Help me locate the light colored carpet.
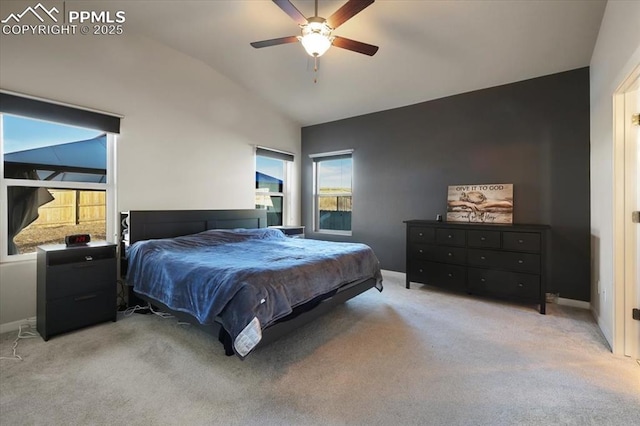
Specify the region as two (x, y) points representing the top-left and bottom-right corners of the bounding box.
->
(1, 271), (639, 425)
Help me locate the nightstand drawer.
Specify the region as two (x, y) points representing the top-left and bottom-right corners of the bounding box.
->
(45, 289), (116, 337)
(467, 230), (501, 248)
(436, 228), (466, 246)
(503, 232), (540, 252)
(46, 259), (116, 299)
(468, 268), (539, 300)
(270, 226), (305, 238)
(47, 245), (116, 266)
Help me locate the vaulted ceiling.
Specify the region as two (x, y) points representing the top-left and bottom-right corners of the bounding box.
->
(126, 0), (607, 126)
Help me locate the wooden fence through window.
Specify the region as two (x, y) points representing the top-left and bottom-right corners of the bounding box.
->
(31, 189), (105, 227)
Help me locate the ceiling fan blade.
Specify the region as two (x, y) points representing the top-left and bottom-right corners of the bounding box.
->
(332, 36), (379, 56)
(272, 0), (308, 25)
(326, 0), (374, 30)
(250, 36), (300, 49)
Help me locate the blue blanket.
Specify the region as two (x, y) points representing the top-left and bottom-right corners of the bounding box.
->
(126, 228), (382, 357)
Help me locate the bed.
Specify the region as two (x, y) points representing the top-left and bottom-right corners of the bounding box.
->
(121, 209), (383, 359)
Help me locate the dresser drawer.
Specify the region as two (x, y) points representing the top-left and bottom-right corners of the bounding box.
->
(409, 227), (435, 243)
(467, 230), (501, 248)
(408, 261), (466, 291)
(468, 249), (540, 274)
(500, 251), (540, 274)
(503, 232), (540, 252)
(467, 249), (502, 269)
(468, 268), (539, 300)
(46, 258), (116, 299)
(436, 228), (466, 246)
(45, 289), (116, 337)
(410, 244), (466, 265)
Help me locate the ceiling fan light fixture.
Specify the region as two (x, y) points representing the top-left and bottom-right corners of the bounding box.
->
(299, 33), (332, 57)
(299, 19), (333, 57)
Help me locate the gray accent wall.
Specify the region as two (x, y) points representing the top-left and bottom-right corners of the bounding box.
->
(302, 67), (590, 302)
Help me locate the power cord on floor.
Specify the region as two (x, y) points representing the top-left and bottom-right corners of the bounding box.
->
(149, 304), (174, 319)
(122, 303), (174, 320)
(122, 301), (191, 327)
(122, 303), (151, 316)
(0, 320), (38, 361)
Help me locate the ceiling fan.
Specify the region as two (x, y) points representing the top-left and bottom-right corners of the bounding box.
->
(250, 0), (379, 58)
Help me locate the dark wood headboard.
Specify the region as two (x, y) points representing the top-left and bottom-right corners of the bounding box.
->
(124, 209), (268, 245)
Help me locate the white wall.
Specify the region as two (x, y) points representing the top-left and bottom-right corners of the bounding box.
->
(589, 0), (640, 348)
(0, 30), (300, 328)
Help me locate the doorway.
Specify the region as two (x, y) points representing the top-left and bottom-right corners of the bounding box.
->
(613, 64), (640, 361)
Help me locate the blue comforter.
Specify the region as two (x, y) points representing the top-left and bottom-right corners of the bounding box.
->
(126, 228), (382, 358)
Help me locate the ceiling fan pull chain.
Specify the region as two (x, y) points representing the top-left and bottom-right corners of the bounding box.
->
(314, 56), (319, 83)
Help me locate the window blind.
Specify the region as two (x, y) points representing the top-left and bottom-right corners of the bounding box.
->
(0, 92), (121, 134)
(256, 146), (294, 162)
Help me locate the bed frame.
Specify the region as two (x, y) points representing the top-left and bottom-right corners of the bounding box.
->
(120, 209), (379, 355)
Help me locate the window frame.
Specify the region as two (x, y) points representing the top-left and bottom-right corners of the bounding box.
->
(255, 146), (294, 227)
(310, 149), (354, 236)
(0, 94), (119, 263)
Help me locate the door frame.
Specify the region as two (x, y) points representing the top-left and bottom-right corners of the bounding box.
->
(612, 63), (639, 358)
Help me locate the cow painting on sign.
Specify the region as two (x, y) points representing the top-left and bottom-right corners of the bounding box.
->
(447, 184), (513, 223)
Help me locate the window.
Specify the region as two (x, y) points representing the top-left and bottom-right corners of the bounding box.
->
(255, 147), (294, 227)
(1, 92), (120, 260)
(311, 150), (353, 234)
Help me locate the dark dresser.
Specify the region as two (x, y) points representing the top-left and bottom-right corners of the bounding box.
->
(404, 220), (550, 313)
(37, 242), (117, 340)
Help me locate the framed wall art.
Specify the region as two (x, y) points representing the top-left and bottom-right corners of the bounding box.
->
(447, 183), (513, 223)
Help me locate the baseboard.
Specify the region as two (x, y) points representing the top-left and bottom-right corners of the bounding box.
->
(0, 317), (36, 335)
(556, 297), (590, 310)
(383, 269), (592, 311)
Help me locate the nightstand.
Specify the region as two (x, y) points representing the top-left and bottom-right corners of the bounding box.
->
(270, 226), (305, 238)
(37, 242), (117, 341)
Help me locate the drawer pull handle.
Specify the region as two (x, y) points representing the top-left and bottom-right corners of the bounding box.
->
(518, 239), (524, 243)
(518, 260), (524, 264)
(448, 252), (453, 257)
(448, 273), (453, 277)
(480, 278), (486, 282)
(518, 283), (524, 288)
(419, 232), (423, 237)
(480, 256), (486, 260)
(419, 249), (423, 253)
(74, 294), (97, 302)
(448, 234), (453, 239)
(419, 269), (423, 273)
(85, 256), (93, 261)
(480, 237), (486, 241)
